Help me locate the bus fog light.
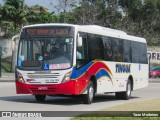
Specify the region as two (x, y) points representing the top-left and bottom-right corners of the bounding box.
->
(65, 76), (70, 81)
(18, 77), (24, 83)
(16, 72), (25, 83)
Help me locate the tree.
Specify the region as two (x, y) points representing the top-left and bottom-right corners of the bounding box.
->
(26, 5), (58, 24)
(72, 0), (122, 27)
(118, 0), (160, 45)
(3, 0), (26, 30)
(55, 0), (77, 23)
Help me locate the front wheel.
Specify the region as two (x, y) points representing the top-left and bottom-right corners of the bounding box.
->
(35, 95), (46, 102)
(83, 81), (94, 104)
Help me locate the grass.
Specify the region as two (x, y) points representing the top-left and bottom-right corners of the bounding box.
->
(72, 117), (160, 120)
(72, 98), (160, 120)
(102, 98), (160, 111)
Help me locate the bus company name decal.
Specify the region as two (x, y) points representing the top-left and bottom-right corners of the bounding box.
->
(116, 64), (131, 73)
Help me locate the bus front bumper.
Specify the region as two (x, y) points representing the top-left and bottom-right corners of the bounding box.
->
(15, 80), (78, 95)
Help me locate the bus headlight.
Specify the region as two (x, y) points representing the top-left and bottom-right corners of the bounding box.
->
(62, 71), (72, 83)
(16, 72), (25, 83)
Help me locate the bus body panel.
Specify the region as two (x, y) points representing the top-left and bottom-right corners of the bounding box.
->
(16, 60), (148, 95)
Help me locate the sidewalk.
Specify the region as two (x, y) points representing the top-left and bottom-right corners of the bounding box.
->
(0, 73), (160, 83)
(149, 78), (160, 83)
(0, 73), (15, 82)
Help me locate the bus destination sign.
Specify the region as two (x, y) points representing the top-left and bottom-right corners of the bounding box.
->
(25, 27), (70, 35)
(22, 60), (39, 67)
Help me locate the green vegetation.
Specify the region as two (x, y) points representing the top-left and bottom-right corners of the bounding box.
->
(72, 117), (160, 120)
(151, 63), (160, 67)
(0, 0), (160, 45)
(1, 57), (12, 72)
(0, 0), (59, 37)
(72, 98), (160, 120)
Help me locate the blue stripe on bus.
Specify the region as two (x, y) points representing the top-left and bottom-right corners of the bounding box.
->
(70, 62), (94, 79)
(96, 69), (111, 80)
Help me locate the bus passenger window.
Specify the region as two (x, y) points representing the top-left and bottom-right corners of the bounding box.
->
(102, 36), (113, 61)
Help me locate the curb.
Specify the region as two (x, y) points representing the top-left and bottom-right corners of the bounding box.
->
(149, 80), (160, 83)
(0, 79), (160, 83)
(0, 78), (15, 82)
(149, 78), (160, 83)
(0, 80), (15, 82)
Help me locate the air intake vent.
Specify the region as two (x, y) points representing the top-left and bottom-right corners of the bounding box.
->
(27, 73), (60, 79)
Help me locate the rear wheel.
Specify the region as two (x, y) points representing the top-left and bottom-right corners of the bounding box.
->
(122, 80), (132, 100)
(115, 80), (132, 100)
(83, 81), (94, 104)
(35, 95), (46, 102)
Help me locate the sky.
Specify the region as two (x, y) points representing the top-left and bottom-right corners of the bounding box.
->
(0, 0), (59, 12)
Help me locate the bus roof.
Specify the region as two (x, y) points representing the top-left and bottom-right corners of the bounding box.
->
(23, 23), (76, 28)
(80, 25), (127, 35)
(23, 23), (146, 43)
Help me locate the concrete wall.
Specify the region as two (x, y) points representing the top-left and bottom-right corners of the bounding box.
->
(0, 36), (19, 72)
(148, 46), (160, 64)
(0, 37), (12, 58)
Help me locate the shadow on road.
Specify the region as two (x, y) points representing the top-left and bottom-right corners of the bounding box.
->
(0, 94), (139, 105)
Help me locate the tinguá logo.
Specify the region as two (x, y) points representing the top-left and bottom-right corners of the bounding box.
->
(116, 64), (131, 73)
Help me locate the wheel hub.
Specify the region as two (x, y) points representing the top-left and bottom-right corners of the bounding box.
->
(89, 86), (94, 101)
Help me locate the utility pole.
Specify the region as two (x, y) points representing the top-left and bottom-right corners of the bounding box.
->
(0, 46), (2, 77)
(11, 35), (19, 72)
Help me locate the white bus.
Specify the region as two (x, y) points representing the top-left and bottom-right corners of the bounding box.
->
(16, 23), (148, 104)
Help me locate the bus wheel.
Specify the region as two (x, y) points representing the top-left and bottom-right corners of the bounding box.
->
(122, 80), (132, 100)
(35, 95), (46, 102)
(83, 81), (94, 104)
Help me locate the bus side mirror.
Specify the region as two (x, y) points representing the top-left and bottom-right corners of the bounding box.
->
(78, 36), (83, 47)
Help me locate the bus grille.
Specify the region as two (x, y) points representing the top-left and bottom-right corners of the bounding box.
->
(27, 73), (60, 79)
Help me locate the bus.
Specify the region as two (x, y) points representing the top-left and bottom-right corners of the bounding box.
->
(16, 23), (148, 104)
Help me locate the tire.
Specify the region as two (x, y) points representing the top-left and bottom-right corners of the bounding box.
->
(83, 81), (94, 104)
(35, 95), (46, 102)
(115, 80), (132, 100)
(122, 80), (132, 100)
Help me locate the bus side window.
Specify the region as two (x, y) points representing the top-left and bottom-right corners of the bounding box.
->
(139, 43), (148, 64)
(112, 38), (123, 62)
(76, 33), (88, 68)
(123, 40), (131, 62)
(102, 36), (113, 61)
(132, 41), (140, 63)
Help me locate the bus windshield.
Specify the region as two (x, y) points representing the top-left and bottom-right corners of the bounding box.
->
(18, 37), (73, 70)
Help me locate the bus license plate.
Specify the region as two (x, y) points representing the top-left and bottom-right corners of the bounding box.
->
(38, 86), (48, 90)
(45, 79), (56, 83)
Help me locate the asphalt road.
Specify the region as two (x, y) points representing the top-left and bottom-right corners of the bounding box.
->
(0, 82), (160, 119)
